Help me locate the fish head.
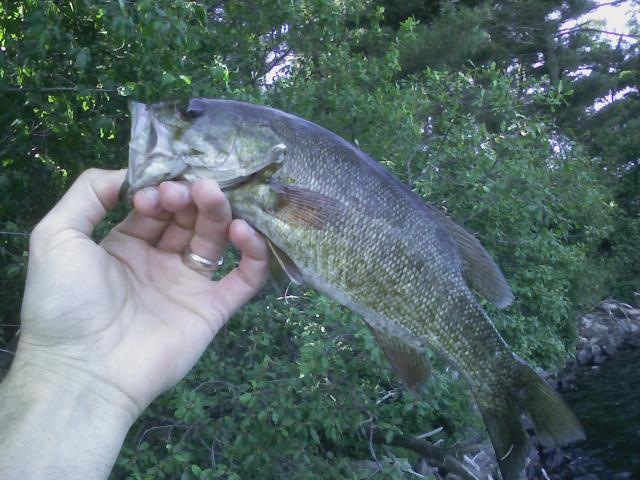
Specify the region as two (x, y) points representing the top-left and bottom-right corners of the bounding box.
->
(120, 99), (288, 201)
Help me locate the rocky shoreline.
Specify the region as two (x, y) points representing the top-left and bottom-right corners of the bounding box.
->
(568, 299), (640, 371)
(530, 299), (640, 480)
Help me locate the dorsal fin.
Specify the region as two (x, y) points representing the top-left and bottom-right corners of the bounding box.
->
(426, 205), (514, 308)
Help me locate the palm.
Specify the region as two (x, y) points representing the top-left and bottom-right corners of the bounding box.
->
(19, 170), (269, 414)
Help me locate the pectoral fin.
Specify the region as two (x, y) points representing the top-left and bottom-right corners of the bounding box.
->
(269, 181), (342, 229)
(369, 326), (431, 393)
(267, 239), (303, 290)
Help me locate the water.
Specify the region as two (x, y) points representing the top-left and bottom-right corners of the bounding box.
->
(562, 345), (640, 478)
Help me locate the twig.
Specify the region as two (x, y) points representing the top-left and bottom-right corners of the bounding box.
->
(137, 423), (190, 447)
(246, 46), (294, 86)
(3, 87), (117, 94)
(416, 426), (443, 439)
(371, 428), (482, 480)
(556, 27), (639, 39)
(193, 379), (240, 392)
(579, 0), (629, 15)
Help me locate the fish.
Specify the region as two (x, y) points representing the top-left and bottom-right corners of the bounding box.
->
(120, 98), (585, 480)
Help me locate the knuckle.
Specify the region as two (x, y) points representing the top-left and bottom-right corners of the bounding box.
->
(29, 220), (48, 244)
(79, 167), (101, 182)
(29, 218), (57, 256)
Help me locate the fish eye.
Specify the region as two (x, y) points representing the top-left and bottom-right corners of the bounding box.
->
(179, 105), (205, 121)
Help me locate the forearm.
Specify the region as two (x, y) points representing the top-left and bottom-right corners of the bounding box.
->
(0, 349), (136, 479)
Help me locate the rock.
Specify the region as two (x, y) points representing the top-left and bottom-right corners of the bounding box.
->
(627, 335), (640, 347)
(592, 344), (607, 364)
(520, 299), (640, 478)
(601, 337), (618, 357)
(577, 347), (593, 365)
(444, 474), (463, 480)
(613, 472), (634, 479)
(414, 458), (440, 478)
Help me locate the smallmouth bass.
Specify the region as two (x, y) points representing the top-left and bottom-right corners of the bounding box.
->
(121, 99), (585, 480)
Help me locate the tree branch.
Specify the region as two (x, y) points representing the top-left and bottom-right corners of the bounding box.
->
(371, 429), (484, 480)
(2, 87), (117, 94)
(579, 0), (630, 16)
(246, 46), (294, 86)
(556, 27), (640, 40)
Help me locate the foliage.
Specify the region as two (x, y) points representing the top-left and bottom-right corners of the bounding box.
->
(113, 288), (475, 479)
(0, 0), (634, 478)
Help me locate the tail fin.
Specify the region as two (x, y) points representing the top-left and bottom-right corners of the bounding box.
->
(476, 360), (585, 480)
(517, 361), (586, 447)
(477, 396), (530, 480)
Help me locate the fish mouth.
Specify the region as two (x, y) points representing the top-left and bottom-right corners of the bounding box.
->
(119, 100), (152, 202)
(118, 168), (258, 203)
(119, 100), (288, 202)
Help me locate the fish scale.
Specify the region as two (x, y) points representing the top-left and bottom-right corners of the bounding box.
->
(265, 117), (496, 372)
(122, 98), (586, 480)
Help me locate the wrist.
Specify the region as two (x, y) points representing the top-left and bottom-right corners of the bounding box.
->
(0, 348), (137, 479)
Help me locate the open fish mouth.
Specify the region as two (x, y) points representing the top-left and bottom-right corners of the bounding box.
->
(119, 99), (288, 203)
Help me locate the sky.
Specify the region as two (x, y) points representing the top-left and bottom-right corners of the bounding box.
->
(581, 0), (637, 40)
(578, 1), (638, 109)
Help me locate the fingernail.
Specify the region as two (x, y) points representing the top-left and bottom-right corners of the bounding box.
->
(141, 187), (159, 205)
(168, 182), (190, 200)
(243, 220), (257, 235)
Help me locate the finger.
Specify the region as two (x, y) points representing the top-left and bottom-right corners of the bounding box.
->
(156, 183), (198, 252)
(187, 179), (232, 263)
(35, 169), (126, 240)
(111, 187), (173, 244)
(213, 220), (270, 317)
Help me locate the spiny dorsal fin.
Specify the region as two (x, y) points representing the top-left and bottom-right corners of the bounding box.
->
(369, 325), (431, 394)
(267, 239), (303, 287)
(269, 181), (343, 229)
(426, 205), (514, 308)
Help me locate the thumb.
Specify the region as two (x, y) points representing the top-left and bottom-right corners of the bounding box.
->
(34, 169), (127, 240)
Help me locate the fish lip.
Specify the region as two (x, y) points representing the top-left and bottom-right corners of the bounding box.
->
(218, 177), (251, 192)
(121, 100), (152, 202)
(118, 178), (131, 202)
(121, 100), (287, 200)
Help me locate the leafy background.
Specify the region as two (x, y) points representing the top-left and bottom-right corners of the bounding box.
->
(1, 1), (638, 478)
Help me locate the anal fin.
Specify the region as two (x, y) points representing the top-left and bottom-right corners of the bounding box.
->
(369, 325), (430, 394)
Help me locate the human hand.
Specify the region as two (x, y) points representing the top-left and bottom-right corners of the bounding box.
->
(17, 168), (270, 416)
(0, 168), (269, 478)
